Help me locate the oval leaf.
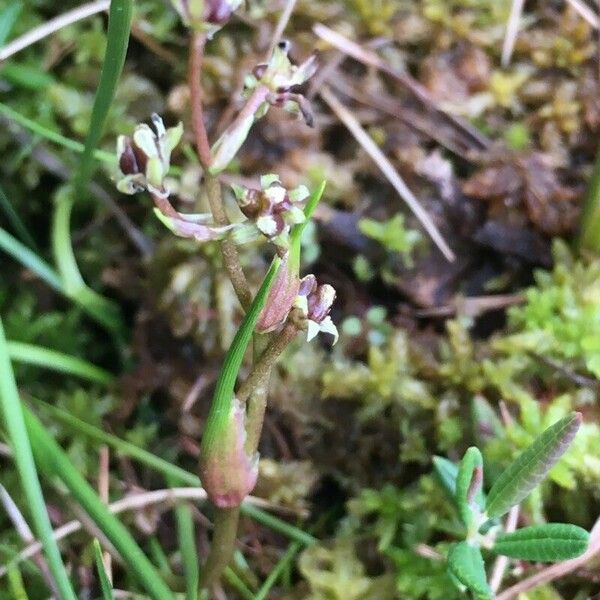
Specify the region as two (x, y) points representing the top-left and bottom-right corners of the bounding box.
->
(492, 523), (589, 562)
(447, 542), (491, 599)
(486, 413), (582, 519)
(433, 456), (458, 499)
(456, 447), (484, 528)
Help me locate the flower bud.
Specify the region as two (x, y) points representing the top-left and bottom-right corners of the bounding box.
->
(294, 279), (339, 344)
(256, 252), (300, 332)
(199, 399), (258, 508)
(116, 114), (183, 196)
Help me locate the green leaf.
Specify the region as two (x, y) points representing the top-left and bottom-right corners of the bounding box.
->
(173, 496), (199, 600)
(485, 413), (582, 519)
(0, 319), (77, 600)
(447, 542), (491, 599)
(93, 539), (115, 600)
(0, 1), (22, 45)
(492, 524), (589, 562)
(75, 0), (133, 192)
(23, 408), (175, 600)
(432, 456), (458, 498)
(7, 341), (113, 385)
(455, 447), (484, 528)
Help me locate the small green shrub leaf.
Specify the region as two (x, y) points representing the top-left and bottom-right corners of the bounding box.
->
(455, 447), (484, 527)
(447, 542), (491, 599)
(485, 413), (582, 519)
(432, 456), (458, 498)
(492, 524), (589, 562)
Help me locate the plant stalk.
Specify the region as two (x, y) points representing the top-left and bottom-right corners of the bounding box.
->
(200, 506), (241, 590)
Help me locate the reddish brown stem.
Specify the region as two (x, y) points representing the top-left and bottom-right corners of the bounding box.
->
(188, 31), (212, 168)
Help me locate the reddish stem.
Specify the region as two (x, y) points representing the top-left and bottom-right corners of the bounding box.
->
(188, 31), (212, 168)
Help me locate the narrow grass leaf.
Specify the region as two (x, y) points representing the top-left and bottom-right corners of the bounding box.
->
(75, 0), (133, 192)
(455, 447), (484, 528)
(254, 542), (301, 600)
(0, 319), (77, 600)
(32, 399), (316, 546)
(486, 413), (582, 519)
(447, 542), (491, 599)
(0, 184), (37, 249)
(492, 523), (589, 562)
(0, 226), (62, 292)
(173, 496), (199, 600)
(23, 407), (175, 600)
(93, 539), (115, 600)
(0, 2), (22, 45)
(7, 341), (113, 385)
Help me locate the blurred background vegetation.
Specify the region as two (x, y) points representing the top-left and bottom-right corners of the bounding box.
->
(1, 0), (599, 598)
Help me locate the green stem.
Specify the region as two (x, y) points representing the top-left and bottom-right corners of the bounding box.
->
(0, 319), (77, 600)
(242, 324), (299, 454)
(200, 506), (241, 590)
(579, 141), (600, 252)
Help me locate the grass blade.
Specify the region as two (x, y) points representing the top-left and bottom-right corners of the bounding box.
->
(23, 407), (175, 600)
(7, 341), (113, 385)
(0, 2), (22, 45)
(486, 413), (582, 519)
(0, 184), (37, 249)
(93, 539), (115, 600)
(492, 524), (589, 562)
(0, 318), (77, 600)
(447, 541), (491, 599)
(254, 542), (301, 600)
(0, 101), (115, 163)
(33, 399), (317, 546)
(0, 226), (62, 292)
(173, 497), (199, 600)
(74, 0), (133, 192)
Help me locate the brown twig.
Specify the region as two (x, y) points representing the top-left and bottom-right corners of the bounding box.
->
(319, 85), (456, 262)
(312, 23), (491, 151)
(501, 0), (526, 67)
(265, 0), (298, 58)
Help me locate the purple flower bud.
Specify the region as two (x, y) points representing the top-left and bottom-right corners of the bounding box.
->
(307, 284), (336, 323)
(256, 253), (300, 332)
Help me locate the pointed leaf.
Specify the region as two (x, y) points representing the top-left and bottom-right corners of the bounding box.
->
(447, 542), (491, 599)
(93, 539), (115, 600)
(456, 447), (484, 527)
(486, 413), (582, 519)
(433, 456), (458, 499)
(492, 524), (589, 562)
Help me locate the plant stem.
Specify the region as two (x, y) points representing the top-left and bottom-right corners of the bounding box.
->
(187, 30), (252, 309)
(205, 173), (252, 309)
(188, 31), (212, 169)
(241, 324), (299, 453)
(200, 507), (241, 589)
(578, 140), (600, 252)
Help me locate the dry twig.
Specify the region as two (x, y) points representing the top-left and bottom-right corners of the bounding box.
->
(319, 86), (455, 262)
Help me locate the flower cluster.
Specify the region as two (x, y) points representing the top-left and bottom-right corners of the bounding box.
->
(209, 43), (317, 173)
(232, 174), (308, 252)
(116, 114), (232, 242)
(116, 114), (183, 197)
